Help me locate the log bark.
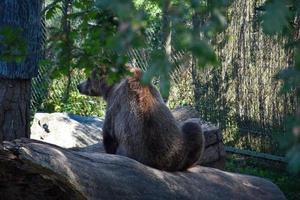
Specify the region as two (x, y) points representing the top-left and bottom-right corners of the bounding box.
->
(1, 138), (286, 200)
(0, 79), (31, 142)
(0, 143), (85, 200)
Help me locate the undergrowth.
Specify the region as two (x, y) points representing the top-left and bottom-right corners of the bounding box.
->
(225, 154), (300, 200)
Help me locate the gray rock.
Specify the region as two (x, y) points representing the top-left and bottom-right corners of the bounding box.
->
(31, 112), (103, 148)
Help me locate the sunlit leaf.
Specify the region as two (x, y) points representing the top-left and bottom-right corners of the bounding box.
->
(45, 4), (61, 20)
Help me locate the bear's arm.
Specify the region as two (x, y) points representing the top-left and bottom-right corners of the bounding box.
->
(103, 129), (118, 154)
(102, 113), (118, 154)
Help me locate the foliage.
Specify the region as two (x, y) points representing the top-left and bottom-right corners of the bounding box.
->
(260, 0), (290, 35)
(167, 67), (194, 109)
(42, 88), (106, 117)
(260, 0), (300, 173)
(43, 0), (232, 98)
(0, 26), (27, 62)
(38, 69), (106, 117)
(133, 0), (160, 21)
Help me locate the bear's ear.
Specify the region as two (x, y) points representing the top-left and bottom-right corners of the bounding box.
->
(125, 64), (142, 80)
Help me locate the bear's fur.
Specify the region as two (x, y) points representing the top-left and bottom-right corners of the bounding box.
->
(77, 66), (205, 171)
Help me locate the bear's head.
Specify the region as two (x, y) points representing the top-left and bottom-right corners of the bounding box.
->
(77, 67), (112, 99)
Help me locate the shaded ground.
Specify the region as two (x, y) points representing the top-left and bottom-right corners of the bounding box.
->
(225, 154), (300, 200)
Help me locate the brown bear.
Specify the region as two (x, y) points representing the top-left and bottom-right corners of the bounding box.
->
(77, 66), (205, 171)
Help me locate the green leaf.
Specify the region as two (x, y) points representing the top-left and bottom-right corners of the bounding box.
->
(260, 0), (290, 35)
(73, 0), (90, 9)
(39, 59), (52, 67)
(173, 25), (192, 50)
(189, 40), (218, 68)
(159, 76), (170, 99)
(204, 9), (228, 37)
(142, 65), (157, 84)
(45, 4), (61, 20)
(95, 0), (135, 20)
(275, 67), (300, 93)
(0, 26), (27, 62)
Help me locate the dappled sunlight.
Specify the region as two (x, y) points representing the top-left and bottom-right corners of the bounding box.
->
(242, 180), (260, 190)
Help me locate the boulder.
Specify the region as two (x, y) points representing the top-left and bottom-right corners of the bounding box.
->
(31, 113), (104, 148)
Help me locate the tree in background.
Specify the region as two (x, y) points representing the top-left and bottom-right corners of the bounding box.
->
(0, 0), (43, 142)
(260, 0), (300, 173)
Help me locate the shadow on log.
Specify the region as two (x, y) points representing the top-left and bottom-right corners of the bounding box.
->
(1, 138), (286, 200)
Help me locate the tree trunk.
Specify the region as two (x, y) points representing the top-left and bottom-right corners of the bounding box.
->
(162, 0), (172, 59)
(61, 0), (73, 103)
(0, 0), (42, 143)
(191, 4), (202, 113)
(0, 79), (31, 142)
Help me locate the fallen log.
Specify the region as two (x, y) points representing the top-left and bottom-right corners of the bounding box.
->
(1, 138), (285, 200)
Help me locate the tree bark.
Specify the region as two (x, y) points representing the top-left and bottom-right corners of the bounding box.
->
(61, 0), (73, 103)
(0, 79), (31, 142)
(162, 0), (172, 59)
(0, 143), (85, 200)
(0, 0), (42, 143)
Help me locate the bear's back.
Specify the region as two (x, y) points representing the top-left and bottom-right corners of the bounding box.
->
(106, 78), (185, 169)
